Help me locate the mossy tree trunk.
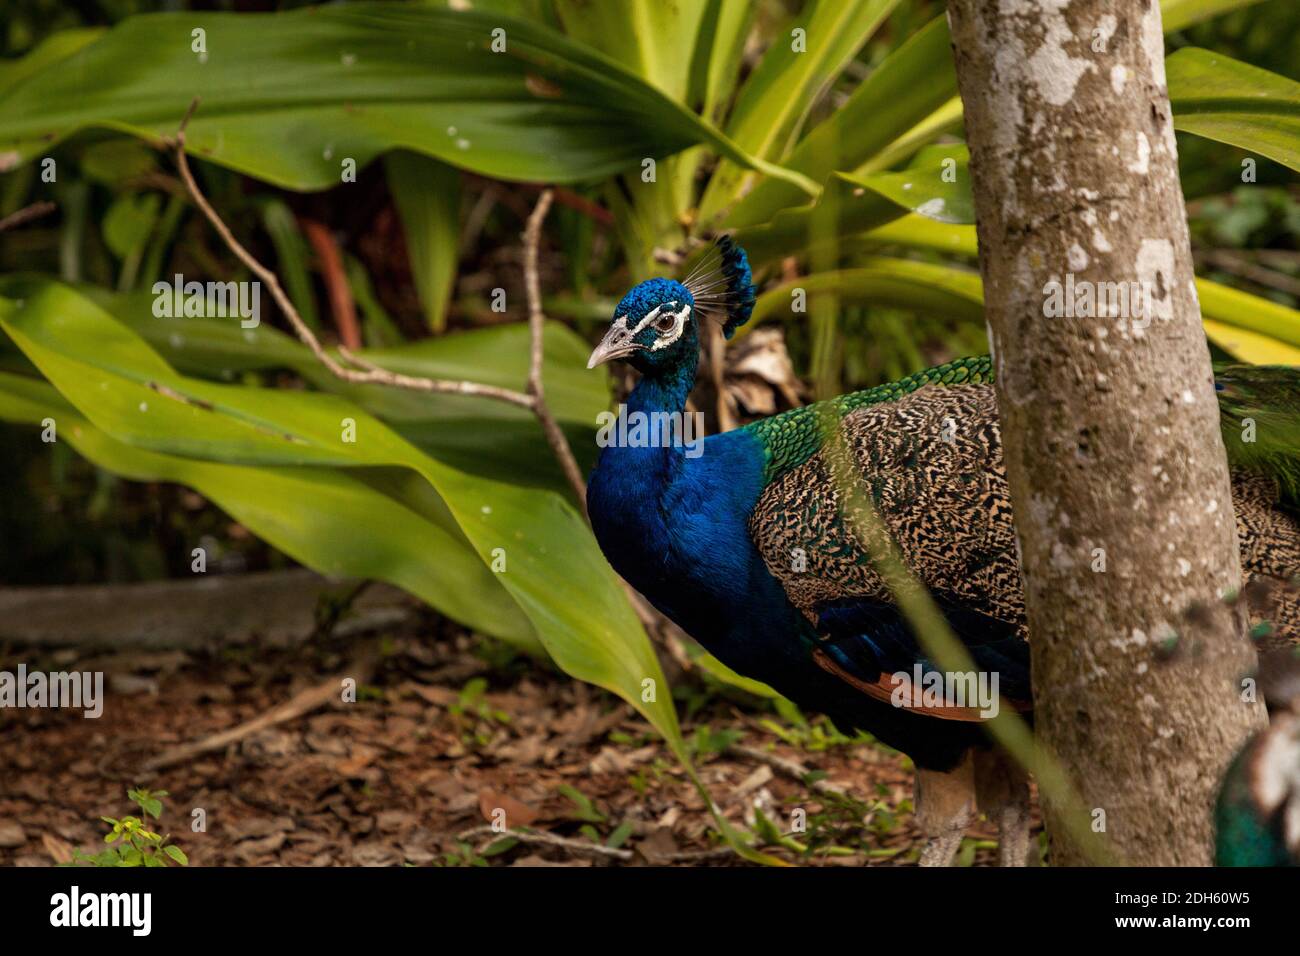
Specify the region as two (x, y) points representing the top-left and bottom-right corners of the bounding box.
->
(946, 0), (1264, 864)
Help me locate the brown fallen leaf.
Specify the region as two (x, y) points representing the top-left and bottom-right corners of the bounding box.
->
(42, 832), (74, 864)
(477, 789), (541, 829)
(635, 826), (679, 866)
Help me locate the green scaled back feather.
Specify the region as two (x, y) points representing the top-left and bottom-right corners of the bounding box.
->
(745, 356), (993, 482)
(1215, 363), (1300, 499)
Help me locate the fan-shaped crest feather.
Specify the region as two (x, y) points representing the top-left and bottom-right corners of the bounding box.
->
(684, 236), (756, 340)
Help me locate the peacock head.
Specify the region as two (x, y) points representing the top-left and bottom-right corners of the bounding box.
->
(586, 236), (756, 376)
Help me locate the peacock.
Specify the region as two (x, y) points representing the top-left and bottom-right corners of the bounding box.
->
(1215, 649), (1300, 866)
(585, 237), (1300, 866)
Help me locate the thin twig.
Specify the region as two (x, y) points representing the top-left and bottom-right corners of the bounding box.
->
(523, 189), (589, 511)
(165, 98), (534, 409)
(0, 200), (56, 233)
(727, 743), (837, 796)
(456, 825), (633, 861)
(142, 653), (376, 772)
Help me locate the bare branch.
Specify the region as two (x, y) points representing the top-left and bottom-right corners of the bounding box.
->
(0, 200), (56, 233)
(166, 97), (535, 410)
(456, 824), (633, 861)
(523, 189), (589, 511)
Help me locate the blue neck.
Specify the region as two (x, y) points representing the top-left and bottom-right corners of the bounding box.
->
(625, 353), (696, 418)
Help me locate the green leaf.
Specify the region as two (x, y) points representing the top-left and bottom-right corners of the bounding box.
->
(698, 0), (900, 224)
(1161, 0), (1270, 32)
(726, 0), (1269, 229)
(554, 0), (709, 103)
(71, 284), (604, 489)
(743, 247), (1300, 366)
(734, 146), (970, 266)
(0, 369), (540, 653)
(728, 14), (956, 227)
(103, 194), (160, 261)
(259, 199), (320, 331)
(385, 151), (461, 332)
(162, 845), (189, 866)
(846, 144), (973, 225)
(1168, 47), (1300, 173)
(0, 28), (102, 96)
(742, 258), (985, 338)
(0, 5), (809, 192)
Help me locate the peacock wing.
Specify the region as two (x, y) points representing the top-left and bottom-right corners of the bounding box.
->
(746, 377), (1031, 717)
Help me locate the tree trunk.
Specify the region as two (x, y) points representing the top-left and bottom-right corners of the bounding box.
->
(947, 0), (1264, 864)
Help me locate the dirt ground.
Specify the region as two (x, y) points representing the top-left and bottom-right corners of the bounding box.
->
(0, 604), (1040, 867)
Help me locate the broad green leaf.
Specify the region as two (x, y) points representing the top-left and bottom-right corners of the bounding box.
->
(0, 28), (102, 97)
(847, 144), (973, 225)
(1195, 276), (1300, 351)
(693, 0), (756, 122)
(1168, 48), (1300, 172)
(0, 5), (808, 193)
(0, 370), (539, 650)
(74, 286), (605, 487)
(554, 0), (709, 103)
(741, 258), (985, 338)
(1161, 0), (1270, 32)
(1203, 319), (1300, 365)
(698, 0), (899, 224)
(742, 248), (1300, 366)
(729, 14), (956, 227)
(860, 213), (978, 257)
(734, 146), (970, 266)
(385, 151), (461, 333)
(726, 0), (1268, 229)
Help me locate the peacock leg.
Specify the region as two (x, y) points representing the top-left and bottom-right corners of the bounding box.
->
(914, 751), (976, 866)
(974, 748), (1031, 867)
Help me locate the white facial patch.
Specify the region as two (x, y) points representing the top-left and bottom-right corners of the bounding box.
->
(646, 302), (691, 351)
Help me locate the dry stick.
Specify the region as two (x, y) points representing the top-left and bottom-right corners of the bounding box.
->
(523, 190), (589, 511)
(165, 100), (533, 411)
(142, 655), (376, 772)
(456, 824), (634, 861)
(727, 743), (836, 797)
(299, 215), (363, 350)
(0, 200), (56, 233)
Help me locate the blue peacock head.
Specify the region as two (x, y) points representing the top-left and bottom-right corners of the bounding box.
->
(587, 236), (756, 375)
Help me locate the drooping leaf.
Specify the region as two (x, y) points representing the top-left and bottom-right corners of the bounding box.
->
(697, 0), (900, 224)
(728, 14), (956, 228)
(0, 4), (807, 192)
(0, 370), (539, 651)
(1168, 47), (1300, 173)
(741, 249), (1300, 366)
(734, 146), (970, 266)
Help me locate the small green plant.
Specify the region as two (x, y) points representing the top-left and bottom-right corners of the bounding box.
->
(71, 788), (189, 867)
(448, 677), (511, 747)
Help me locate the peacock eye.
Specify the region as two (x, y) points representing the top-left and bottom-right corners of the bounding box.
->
(654, 309), (678, 333)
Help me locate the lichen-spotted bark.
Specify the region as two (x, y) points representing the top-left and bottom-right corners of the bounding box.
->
(947, 0), (1264, 865)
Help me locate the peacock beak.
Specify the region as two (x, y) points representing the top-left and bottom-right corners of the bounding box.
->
(587, 320), (638, 369)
